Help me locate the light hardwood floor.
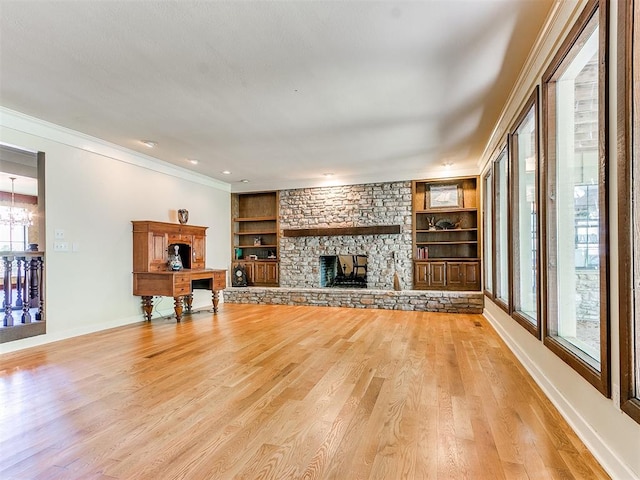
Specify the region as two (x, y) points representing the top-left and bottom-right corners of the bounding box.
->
(0, 304), (609, 479)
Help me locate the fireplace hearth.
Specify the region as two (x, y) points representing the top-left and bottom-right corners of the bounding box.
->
(320, 255), (367, 288)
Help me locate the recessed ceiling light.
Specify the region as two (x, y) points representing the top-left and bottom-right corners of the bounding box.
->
(240, 179), (250, 183)
(141, 140), (157, 148)
(189, 159), (199, 165)
(323, 172), (334, 177)
(221, 170), (231, 175)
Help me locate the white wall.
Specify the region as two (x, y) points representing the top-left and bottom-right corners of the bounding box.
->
(479, 1), (640, 479)
(0, 108), (231, 354)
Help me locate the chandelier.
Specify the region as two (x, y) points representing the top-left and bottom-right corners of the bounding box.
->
(0, 177), (33, 227)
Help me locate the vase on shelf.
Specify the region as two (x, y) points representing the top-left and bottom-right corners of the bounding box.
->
(178, 209), (189, 225)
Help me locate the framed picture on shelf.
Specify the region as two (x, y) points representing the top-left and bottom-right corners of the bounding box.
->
(427, 184), (463, 209)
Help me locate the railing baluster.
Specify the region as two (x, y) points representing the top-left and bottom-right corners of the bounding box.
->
(15, 257), (23, 309)
(0, 252), (45, 333)
(37, 256), (44, 321)
(21, 256), (31, 324)
(3, 256), (14, 327)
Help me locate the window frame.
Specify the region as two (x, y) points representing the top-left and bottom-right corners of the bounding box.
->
(491, 141), (511, 314)
(617, 0), (640, 423)
(541, 0), (610, 396)
(509, 87), (541, 338)
(482, 168), (494, 300)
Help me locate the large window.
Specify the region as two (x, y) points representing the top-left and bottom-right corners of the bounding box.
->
(482, 170), (493, 297)
(618, 0), (640, 423)
(510, 89), (540, 336)
(494, 145), (509, 311)
(542, 0), (609, 395)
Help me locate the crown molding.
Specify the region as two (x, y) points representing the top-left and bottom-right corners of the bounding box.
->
(0, 107), (231, 192)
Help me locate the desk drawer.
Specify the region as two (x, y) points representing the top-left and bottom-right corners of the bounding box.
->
(174, 283), (191, 296)
(174, 274), (190, 296)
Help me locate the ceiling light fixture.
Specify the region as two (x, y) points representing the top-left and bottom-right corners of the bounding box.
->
(240, 179), (250, 183)
(443, 161), (453, 168)
(221, 170), (231, 175)
(189, 159), (199, 165)
(141, 140), (157, 148)
(0, 177), (33, 248)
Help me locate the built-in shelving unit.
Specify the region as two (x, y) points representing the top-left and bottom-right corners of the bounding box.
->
(231, 191), (279, 286)
(412, 176), (481, 291)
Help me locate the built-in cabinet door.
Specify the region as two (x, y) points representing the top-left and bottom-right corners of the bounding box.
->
(447, 261), (481, 290)
(254, 262), (278, 286)
(265, 262), (278, 285)
(414, 262), (430, 288)
(447, 263), (465, 288)
(414, 261), (447, 288)
(429, 262), (447, 287)
(462, 262), (480, 290)
(243, 262), (255, 285)
(149, 233), (167, 271)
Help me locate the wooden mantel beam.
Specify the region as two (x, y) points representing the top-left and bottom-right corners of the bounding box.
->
(281, 225), (401, 237)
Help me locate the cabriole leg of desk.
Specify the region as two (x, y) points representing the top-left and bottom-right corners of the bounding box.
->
(212, 290), (220, 314)
(141, 296), (153, 321)
(173, 297), (184, 322)
(184, 294), (193, 313)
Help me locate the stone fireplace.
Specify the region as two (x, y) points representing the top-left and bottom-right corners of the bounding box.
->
(224, 180), (485, 314)
(278, 182), (413, 290)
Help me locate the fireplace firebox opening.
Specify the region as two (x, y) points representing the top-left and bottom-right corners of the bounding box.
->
(320, 255), (367, 288)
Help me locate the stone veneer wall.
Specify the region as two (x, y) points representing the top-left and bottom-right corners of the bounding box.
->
(224, 287), (484, 314)
(279, 181), (413, 289)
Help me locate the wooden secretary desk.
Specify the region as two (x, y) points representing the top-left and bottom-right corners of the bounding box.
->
(132, 220), (226, 322)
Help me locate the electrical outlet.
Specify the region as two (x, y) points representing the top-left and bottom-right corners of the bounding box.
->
(54, 229), (65, 239)
(53, 241), (69, 252)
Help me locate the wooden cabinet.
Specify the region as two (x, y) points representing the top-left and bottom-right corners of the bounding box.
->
(149, 232), (168, 271)
(445, 261), (480, 291)
(412, 176), (481, 291)
(231, 191), (279, 287)
(133, 221), (208, 272)
(414, 261), (447, 288)
(233, 260), (278, 286)
(132, 220), (227, 322)
(254, 261), (278, 286)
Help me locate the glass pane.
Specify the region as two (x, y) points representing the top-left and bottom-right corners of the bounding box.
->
(514, 106), (537, 323)
(483, 172), (493, 293)
(494, 148), (509, 304)
(553, 24), (600, 362)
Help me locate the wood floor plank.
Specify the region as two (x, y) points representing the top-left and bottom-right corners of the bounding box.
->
(0, 304), (609, 479)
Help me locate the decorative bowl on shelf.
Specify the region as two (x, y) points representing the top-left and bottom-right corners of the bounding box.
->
(435, 219), (456, 230)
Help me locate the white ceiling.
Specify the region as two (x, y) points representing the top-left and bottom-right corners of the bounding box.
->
(0, 0), (553, 192)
